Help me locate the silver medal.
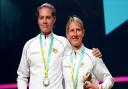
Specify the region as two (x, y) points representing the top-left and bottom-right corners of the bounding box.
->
(43, 78), (49, 87)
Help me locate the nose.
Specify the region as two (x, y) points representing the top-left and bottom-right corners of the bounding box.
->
(73, 29), (77, 36)
(43, 18), (47, 24)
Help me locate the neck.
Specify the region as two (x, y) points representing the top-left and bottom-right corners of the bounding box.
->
(42, 31), (52, 36)
(72, 44), (82, 50)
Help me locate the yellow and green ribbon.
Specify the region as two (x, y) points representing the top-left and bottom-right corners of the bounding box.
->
(40, 32), (54, 78)
(70, 47), (85, 89)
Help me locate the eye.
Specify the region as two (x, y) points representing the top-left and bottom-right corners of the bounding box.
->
(70, 29), (75, 32)
(46, 16), (52, 20)
(76, 28), (81, 31)
(39, 16), (44, 20)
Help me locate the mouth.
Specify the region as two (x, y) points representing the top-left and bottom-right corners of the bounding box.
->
(72, 37), (79, 40)
(43, 25), (48, 28)
(40, 24), (48, 28)
(71, 39), (79, 42)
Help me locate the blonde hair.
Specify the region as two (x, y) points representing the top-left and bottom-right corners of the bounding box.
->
(66, 15), (85, 36)
(36, 3), (56, 17)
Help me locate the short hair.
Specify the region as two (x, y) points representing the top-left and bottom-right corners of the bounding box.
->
(36, 3), (56, 17)
(66, 15), (85, 35)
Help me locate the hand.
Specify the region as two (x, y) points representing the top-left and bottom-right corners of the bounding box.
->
(84, 82), (99, 89)
(92, 48), (102, 58)
(83, 81), (91, 89)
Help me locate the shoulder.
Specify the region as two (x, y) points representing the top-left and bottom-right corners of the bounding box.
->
(84, 47), (93, 57)
(23, 34), (39, 49)
(53, 34), (68, 43)
(84, 47), (99, 61)
(53, 33), (71, 48)
(84, 47), (101, 66)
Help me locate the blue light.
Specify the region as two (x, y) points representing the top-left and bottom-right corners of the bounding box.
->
(103, 0), (128, 35)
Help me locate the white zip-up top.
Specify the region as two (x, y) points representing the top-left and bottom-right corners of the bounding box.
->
(63, 45), (114, 89)
(17, 32), (71, 89)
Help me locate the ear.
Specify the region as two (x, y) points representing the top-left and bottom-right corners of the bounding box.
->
(53, 16), (56, 23)
(82, 29), (85, 37)
(66, 32), (70, 40)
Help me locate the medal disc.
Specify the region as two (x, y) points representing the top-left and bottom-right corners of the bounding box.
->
(43, 78), (49, 87)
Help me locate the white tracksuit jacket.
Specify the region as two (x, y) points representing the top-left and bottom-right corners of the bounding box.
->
(63, 45), (114, 89)
(17, 32), (71, 89)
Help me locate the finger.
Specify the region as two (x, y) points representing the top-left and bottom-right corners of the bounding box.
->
(83, 84), (86, 89)
(85, 82), (91, 88)
(86, 84), (90, 88)
(92, 48), (102, 57)
(83, 82), (88, 89)
(92, 48), (99, 54)
(92, 48), (97, 53)
(83, 82), (89, 89)
(94, 52), (102, 57)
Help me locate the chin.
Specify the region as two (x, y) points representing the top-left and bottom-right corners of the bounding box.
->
(44, 31), (52, 35)
(73, 44), (80, 47)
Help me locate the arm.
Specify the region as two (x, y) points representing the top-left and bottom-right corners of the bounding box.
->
(84, 57), (114, 89)
(17, 43), (30, 89)
(91, 57), (114, 89)
(63, 37), (72, 56)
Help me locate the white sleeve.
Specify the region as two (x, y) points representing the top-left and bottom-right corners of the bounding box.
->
(17, 42), (30, 89)
(63, 38), (72, 56)
(92, 57), (114, 89)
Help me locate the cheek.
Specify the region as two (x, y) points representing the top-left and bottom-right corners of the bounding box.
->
(79, 34), (84, 40)
(69, 34), (74, 40)
(49, 21), (54, 27)
(67, 35), (70, 40)
(67, 35), (72, 42)
(50, 19), (55, 24)
(38, 19), (42, 25)
(79, 32), (84, 37)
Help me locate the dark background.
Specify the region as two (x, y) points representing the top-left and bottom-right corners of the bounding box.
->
(0, 0), (128, 89)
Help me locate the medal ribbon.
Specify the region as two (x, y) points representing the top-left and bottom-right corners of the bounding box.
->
(40, 32), (54, 78)
(70, 47), (85, 89)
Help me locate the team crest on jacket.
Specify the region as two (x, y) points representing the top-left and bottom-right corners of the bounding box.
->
(52, 48), (58, 53)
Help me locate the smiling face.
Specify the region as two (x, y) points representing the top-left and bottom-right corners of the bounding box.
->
(67, 21), (84, 50)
